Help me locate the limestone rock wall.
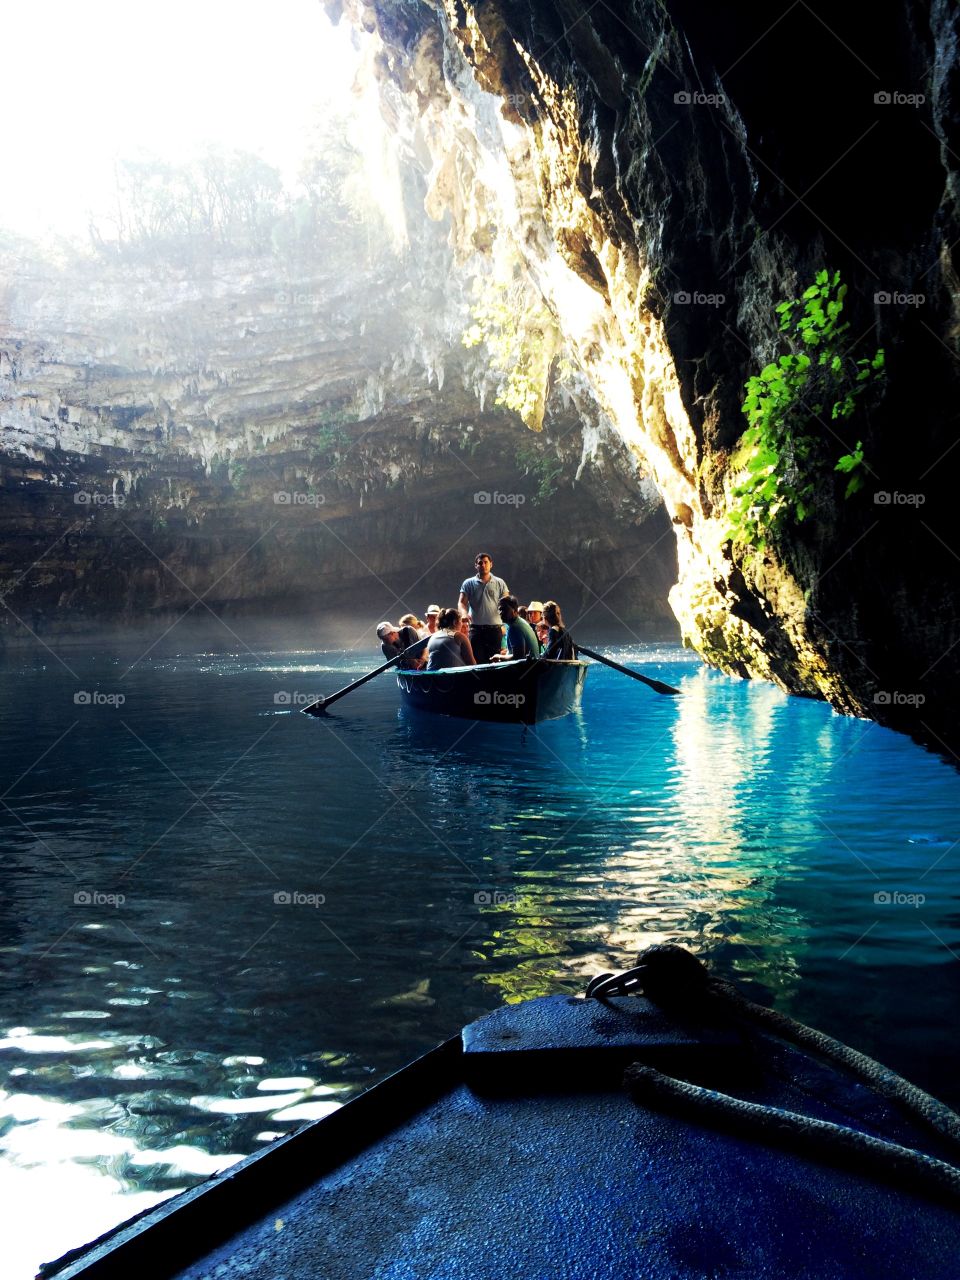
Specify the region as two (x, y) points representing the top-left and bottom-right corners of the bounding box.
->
(0, 234), (673, 640)
(329, 0), (960, 751)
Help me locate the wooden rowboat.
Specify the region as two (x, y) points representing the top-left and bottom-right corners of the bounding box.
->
(395, 657), (588, 724)
(46, 946), (960, 1280)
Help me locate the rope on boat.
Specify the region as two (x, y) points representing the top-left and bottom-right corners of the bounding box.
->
(710, 972), (960, 1151)
(589, 944), (960, 1198)
(625, 1061), (960, 1203)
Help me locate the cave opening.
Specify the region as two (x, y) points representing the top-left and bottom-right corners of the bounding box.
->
(0, 0), (679, 655)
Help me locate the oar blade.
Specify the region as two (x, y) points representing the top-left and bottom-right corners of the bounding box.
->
(576, 643), (681, 696)
(648, 680), (681, 696)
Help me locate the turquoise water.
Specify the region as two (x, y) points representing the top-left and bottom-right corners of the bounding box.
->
(1, 642), (959, 1276)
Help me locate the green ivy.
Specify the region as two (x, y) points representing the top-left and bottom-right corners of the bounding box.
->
(728, 270), (884, 550)
(306, 413), (352, 460)
(515, 440), (563, 503)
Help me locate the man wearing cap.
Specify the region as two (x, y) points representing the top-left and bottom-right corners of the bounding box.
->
(419, 605), (441, 639)
(376, 621), (426, 669)
(459, 553), (509, 664)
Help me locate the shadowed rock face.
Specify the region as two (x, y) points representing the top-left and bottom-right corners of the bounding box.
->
(326, 0), (960, 752)
(0, 237), (675, 646)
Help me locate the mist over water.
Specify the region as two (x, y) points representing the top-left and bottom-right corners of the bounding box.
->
(1, 636), (959, 1277)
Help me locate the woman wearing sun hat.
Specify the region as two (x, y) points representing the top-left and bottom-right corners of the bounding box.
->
(527, 600), (547, 646)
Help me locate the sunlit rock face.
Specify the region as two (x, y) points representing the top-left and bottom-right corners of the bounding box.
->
(0, 231), (673, 639)
(332, 0), (960, 750)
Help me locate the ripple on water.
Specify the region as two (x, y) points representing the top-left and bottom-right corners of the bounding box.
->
(0, 643), (959, 1278)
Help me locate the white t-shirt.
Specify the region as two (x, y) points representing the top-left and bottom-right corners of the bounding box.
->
(460, 574), (508, 625)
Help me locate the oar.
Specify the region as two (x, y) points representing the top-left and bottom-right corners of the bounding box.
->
(300, 638), (428, 716)
(575, 643), (681, 696)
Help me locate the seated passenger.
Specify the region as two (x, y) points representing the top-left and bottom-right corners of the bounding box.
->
(420, 605), (442, 638)
(496, 595), (541, 660)
(377, 621), (426, 669)
(526, 600), (544, 630)
(400, 612), (425, 635)
(542, 601), (576, 660)
(426, 608), (477, 670)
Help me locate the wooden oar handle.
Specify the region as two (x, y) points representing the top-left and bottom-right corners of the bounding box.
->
(301, 638), (428, 716)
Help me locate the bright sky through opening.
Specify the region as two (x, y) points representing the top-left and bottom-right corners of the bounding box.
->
(2, 0), (361, 241)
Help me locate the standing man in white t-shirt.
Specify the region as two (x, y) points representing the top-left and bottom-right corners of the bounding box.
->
(459, 553), (509, 664)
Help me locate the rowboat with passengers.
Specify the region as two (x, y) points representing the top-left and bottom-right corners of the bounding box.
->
(395, 656), (588, 724)
(301, 635), (678, 719)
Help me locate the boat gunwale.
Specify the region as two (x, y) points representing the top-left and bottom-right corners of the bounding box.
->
(401, 657), (588, 679)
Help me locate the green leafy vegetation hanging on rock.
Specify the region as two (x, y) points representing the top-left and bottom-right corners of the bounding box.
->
(514, 439), (563, 503)
(727, 271), (885, 551)
(461, 250), (561, 432)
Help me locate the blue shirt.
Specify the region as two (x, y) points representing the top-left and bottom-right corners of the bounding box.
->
(460, 574), (509, 625)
